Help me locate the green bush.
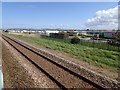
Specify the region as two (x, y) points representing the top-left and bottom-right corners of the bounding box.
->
(71, 37), (80, 44)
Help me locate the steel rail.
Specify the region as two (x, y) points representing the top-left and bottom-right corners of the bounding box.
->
(2, 34), (106, 89)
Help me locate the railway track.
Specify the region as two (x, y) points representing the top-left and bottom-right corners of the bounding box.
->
(2, 34), (106, 89)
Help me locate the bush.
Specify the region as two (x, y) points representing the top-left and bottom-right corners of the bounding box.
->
(71, 37), (80, 44)
(4, 30), (9, 32)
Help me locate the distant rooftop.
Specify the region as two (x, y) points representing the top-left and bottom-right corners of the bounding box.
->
(104, 31), (120, 33)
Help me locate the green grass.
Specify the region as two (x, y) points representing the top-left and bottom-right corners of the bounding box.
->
(80, 40), (120, 52)
(69, 36), (77, 38)
(42, 36), (120, 52)
(8, 34), (120, 68)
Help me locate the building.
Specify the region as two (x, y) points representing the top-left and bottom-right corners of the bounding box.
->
(78, 31), (87, 36)
(104, 31), (120, 38)
(43, 30), (59, 36)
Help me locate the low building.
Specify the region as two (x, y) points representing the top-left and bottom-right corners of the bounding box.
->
(104, 31), (120, 38)
(78, 31), (87, 36)
(43, 30), (59, 36)
(86, 31), (104, 38)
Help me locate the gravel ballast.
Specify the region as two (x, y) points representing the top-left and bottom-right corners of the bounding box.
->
(6, 34), (120, 89)
(2, 38), (59, 88)
(2, 34), (120, 89)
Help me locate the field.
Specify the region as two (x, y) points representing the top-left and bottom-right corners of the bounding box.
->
(8, 33), (120, 69)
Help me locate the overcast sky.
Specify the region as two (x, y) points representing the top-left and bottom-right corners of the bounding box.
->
(2, 2), (118, 30)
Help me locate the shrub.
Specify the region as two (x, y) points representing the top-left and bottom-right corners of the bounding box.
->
(71, 37), (80, 44)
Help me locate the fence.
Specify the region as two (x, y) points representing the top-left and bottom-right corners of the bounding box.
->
(79, 39), (120, 52)
(42, 36), (120, 52)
